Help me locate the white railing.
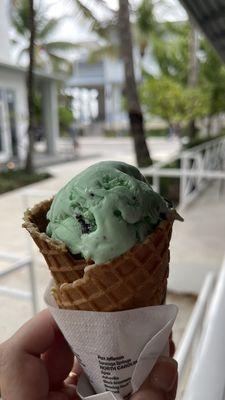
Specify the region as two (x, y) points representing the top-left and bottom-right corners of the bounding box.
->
(180, 136), (225, 208)
(174, 272), (215, 399)
(141, 136), (225, 209)
(182, 254), (225, 400)
(0, 252), (38, 315)
(175, 272), (215, 377)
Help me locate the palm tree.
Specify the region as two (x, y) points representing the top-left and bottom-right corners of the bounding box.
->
(135, 0), (159, 59)
(73, 0), (152, 166)
(11, 0), (78, 72)
(25, 0), (35, 173)
(118, 0), (152, 167)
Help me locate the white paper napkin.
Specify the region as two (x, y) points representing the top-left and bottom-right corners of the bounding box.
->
(45, 282), (177, 399)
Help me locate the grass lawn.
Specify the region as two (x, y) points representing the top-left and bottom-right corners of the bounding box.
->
(0, 169), (52, 195)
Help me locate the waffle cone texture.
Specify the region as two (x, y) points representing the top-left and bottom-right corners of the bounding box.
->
(23, 199), (175, 312)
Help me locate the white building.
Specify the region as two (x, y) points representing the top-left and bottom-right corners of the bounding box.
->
(67, 49), (142, 133)
(0, 0), (60, 164)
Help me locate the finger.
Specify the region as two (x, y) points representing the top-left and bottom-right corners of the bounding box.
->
(42, 331), (74, 389)
(0, 310), (70, 400)
(0, 349), (49, 400)
(64, 358), (83, 386)
(169, 333), (176, 357)
(169, 340), (176, 358)
(167, 374), (178, 400)
(131, 357), (178, 400)
(10, 309), (59, 355)
(72, 358), (83, 375)
(64, 372), (79, 387)
(149, 357), (178, 392)
(16, 309), (75, 390)
(132, 385), (164, 400)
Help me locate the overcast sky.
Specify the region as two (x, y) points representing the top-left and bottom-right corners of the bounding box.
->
(11, 0), (188, 64)
(43, 0), (188, 42)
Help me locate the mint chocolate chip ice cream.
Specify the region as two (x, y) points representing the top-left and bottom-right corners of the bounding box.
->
(46, 161), (169, 264)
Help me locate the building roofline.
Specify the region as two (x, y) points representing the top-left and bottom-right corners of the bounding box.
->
(0, 60), (65, 81)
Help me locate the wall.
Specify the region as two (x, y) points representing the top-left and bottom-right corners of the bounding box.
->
(0, 0), (11, 63)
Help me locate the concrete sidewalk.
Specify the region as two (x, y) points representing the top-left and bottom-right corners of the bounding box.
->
(169, 182), (225, 294)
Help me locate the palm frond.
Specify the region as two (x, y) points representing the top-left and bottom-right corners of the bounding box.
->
(38, 18), (61, 39)
(17, 46), (29, 62)
(47, 52), (68, 61)
(47, 52), (73, 73)
(88, 43), (119, 63)
(44, 41), (81, 51)
(75, 0), (98, 21)
(74, 0), (112, 39)
(11, 0), (30, 35)
(136, 0), (155, 35)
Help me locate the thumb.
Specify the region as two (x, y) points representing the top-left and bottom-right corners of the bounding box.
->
(131, 357), (178, 400)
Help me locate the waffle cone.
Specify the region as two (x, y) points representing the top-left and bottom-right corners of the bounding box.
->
(23, 199), (91, 285)
(23, 199), (175, 312)
(52, 217), (174, 311)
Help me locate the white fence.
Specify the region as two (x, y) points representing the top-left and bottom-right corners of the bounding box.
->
(141, 136), (225, 209)
(180, 253), (225, 400)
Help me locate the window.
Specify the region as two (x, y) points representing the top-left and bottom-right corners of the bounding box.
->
(0, 87), (17, 157)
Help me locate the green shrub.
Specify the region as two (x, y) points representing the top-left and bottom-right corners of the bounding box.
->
(103, 129), (129, 137)
(0, 169), (52, 194)
(59, 106), (74, 130)
(145, 128), (168, 137)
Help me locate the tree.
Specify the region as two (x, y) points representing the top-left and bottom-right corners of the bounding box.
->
(72, 0), (153, 166)
(135, 0), (159, 59)
(199, 40), (225, 135)
(25, 0), (35, 173)
(11, 0), (78, 72)
(141, 74), (209, 130)
(151, 20), (190, 85)
(118, 0), (152, 167)
(187, 16), (199, 138)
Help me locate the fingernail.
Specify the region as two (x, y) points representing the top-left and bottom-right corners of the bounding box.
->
(69, 372), (77, 378)
(150, 356), (178, 392)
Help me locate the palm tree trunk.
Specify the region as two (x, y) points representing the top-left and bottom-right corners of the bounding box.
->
(118, 0), (152, 167)
(25, 0), (35, 173)
(188, 16), (199, 139)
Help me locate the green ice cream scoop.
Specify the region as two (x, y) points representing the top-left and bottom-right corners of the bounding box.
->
(46, 161), (169, 264)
